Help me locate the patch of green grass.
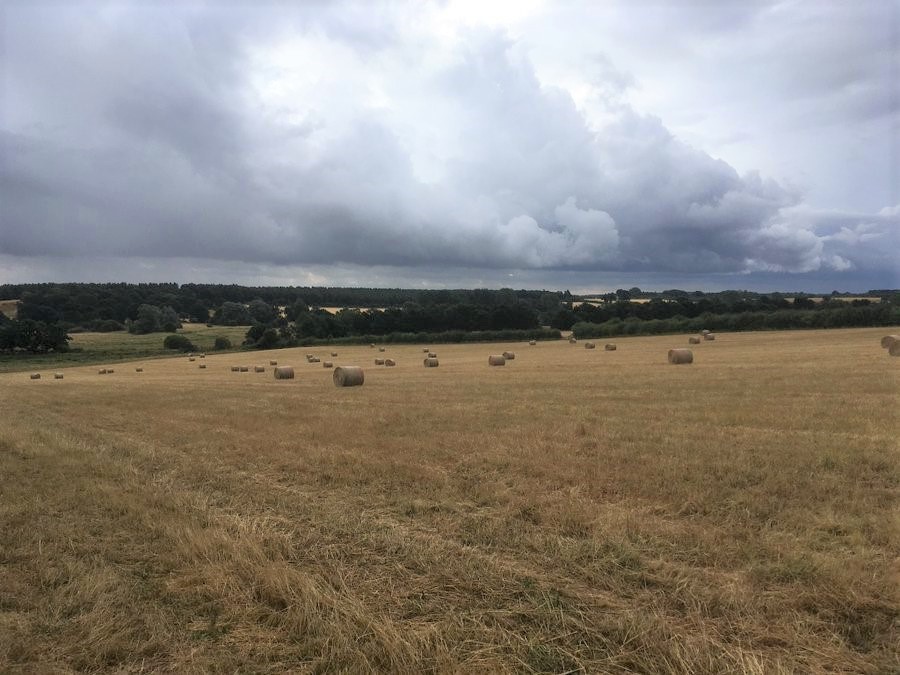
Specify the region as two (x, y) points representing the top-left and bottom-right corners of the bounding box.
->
(0, 324), (251, 373)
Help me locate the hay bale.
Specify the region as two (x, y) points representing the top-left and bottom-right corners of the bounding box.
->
(423, 348), (430, 353)
(378, 347), (385, 352)
(890, 341), (900, 357)
(231, 366), (240, 372)
(323, 361), (333, 368)
(701, 329), (710, 335)
(199, 354), (206, 358)
(135, 367), (143, 373)
(333, 365), (364, 386)
(370, 343), (376, 348)
(427, 352), (437, 358)
(239, 366), (249, 372)
(254, 366), (265, 373)
(330, 352), (338, 357)
(688, 336), (701, 344)
(54, 373), (63, 379)
(423, 357), (439, 367)
(189, 357), (196, 362)
(199, 364), (207, 369)
(529, 340), (536, 345)
(704, 333), (716, 341)
(502, 351), (515, 360)
(384, 358), (396, 367)
(488, 355), (506, 366)
(305, 353), (314, 360)
(98, 368), (107, 375)
(668, 348), (693, 364)
(107, 369), (115, 373)
(29, 373), (40, 380)
(269, 360), (278, 366)
(881, 335), (900, 349)
(309, 357), (320, 363)
(374, 358), (385, 365)
(585, 342), (596, 349)
(604, 344), (617, 351)
(274, 366), (295, 379)
(569, 336), (577, 343)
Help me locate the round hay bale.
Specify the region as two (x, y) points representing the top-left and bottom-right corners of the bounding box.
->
(269, 360), (278, 366)
(305, 353), (314, 360)
(890, 341), (900, 357)
(604, 344), (617, 351)
(584, 342), (596, 349)
(378, 347), (385, 352)
(189, 357), (196, 362)
(880, 335), (900, 349)
(309, 357), (320, 363)
(688, 336), (701, 344)
(323, 361), (333, 368)
(239, 366), (249, 372)
(199, 364), (207, 369)
(488, 355), (506, 366)
(423, 357), (439, 367)
(703, 333), (716, 341)
(230, 366), (240, 372)
(29, 373), (40, 380)
(668, 348), (693, 364)
(529, 340), (536, 345)
(330, 352), (338, 357)
(423, 348), (430, 353)
(273, 366), (295, 379)
(427, 352), (437, 358)
(701, 329), (710, 335)
(502, 351), (515, 360)
(54, 373), (64, 380)
(254, 366), (265, 373)
(370, 343), (376, 348)
(135, 367), (143, 373)
(333, 366), (364, 387)
(374, 358), (385, 365)
(569, 337), (577, 344)
(199, 354), (206, 358)
(98, 368), (107, 375)
(384, 358), (396, 367)
(106, 369), (115, 373)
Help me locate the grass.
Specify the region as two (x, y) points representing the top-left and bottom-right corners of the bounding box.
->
(0, 323), (249, 373)
(1, 327), (897, 672)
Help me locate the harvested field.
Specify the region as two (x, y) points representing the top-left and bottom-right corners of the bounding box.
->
(0, 327), (897, 673)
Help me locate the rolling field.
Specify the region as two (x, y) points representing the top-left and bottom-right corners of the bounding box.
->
(1, 328), (898, 673)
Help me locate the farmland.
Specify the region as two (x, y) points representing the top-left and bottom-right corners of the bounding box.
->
(1, 327), (897, 672)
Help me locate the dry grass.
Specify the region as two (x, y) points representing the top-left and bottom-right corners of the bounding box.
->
(1, 327), (898, 673)
(0, 298), (18, 319)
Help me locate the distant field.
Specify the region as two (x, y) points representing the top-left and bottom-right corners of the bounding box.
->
(0, 323), (249, 373)
(0, 298), (18, 319)
(1, 328), (897, 672)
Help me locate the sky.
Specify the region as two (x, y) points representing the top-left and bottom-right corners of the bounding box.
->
(1, 0), (898, 293)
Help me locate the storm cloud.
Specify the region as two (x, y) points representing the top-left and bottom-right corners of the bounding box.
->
(1, 0), (897, 290)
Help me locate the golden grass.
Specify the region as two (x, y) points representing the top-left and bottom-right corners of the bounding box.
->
(1, 327), (898, 672)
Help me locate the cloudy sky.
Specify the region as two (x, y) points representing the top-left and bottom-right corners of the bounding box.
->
(1, 0), (897, 292)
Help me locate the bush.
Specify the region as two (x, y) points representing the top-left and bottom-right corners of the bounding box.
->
(163, 334), (196, 352)
(213, 336), (232, 350)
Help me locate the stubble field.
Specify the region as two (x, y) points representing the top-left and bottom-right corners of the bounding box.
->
(1, 327), (897, 673)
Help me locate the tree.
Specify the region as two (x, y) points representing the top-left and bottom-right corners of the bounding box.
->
(163, 334), (195, 351)
(131, 304), (162, 334)
(213, 302), (253, 326)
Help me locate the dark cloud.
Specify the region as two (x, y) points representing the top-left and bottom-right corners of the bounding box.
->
(0, 1), (896, 289)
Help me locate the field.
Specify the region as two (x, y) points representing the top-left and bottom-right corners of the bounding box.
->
(1, 328), (897, 673)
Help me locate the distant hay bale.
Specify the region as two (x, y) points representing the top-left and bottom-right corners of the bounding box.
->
(688, 336), (701, 344)
(273, 366), (295, 379)
(199, 354), (206, 358)
(323, 361), (333, 368)
(529, 340), (536, 345)
(189, 357), (196, 362)
(881, 335), (900, 349)
(107, 369), (115, 373)
(135, 367), (143, 373)
(668, 348), (693, 364)
(374, 358), (385, 365)
(305, 353), (314, 360)
(701, 329), (710, 335)
(378, 347), (385, 352)
(254, 366), (265, 373)
(98, 368), (107, 375)
(54, 373), (63, 379)
(330, 352), (338, 357)
(199, 364), (207, 369)
(703, 333), (716, 341)
(423, 347), (430, 353)
(333, 365), (364, 387)
(488, 355), (506, 366)
(269, 360), (278, 366)
(370, 343), (376, 348)
(231, 366), (240, 372)
(423, 357), (439, 367)
(604, 344), (616, 351)
(309, 357), (320, 363)
(427, 352), (437, 358)
(569, 337), (577, 343)
(890, 342), (900, 357)
(239, 366), (249, 372)
(384, 358), (396, 367)
(585, 342), (596, 349)
(29, 373), (40, 380)
(502, 351), (515, 360)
